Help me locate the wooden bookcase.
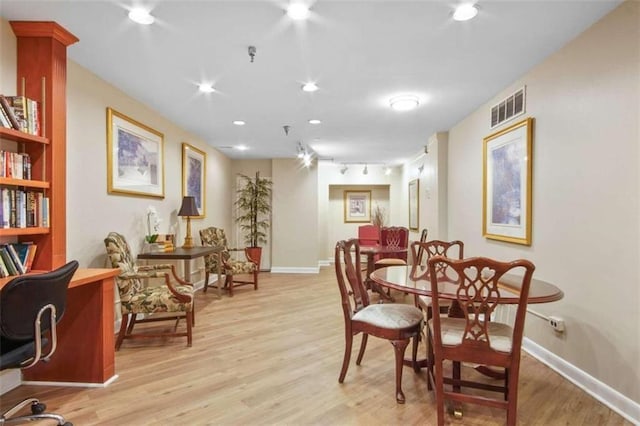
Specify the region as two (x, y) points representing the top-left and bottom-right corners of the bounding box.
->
(0, 22), (78, 278)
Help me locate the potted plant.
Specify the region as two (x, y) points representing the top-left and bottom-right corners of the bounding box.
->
(235, 172), (273, 270)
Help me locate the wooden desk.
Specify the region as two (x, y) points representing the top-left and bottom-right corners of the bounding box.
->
(0, 268), (120, 386)
(138, 246), (223, 296)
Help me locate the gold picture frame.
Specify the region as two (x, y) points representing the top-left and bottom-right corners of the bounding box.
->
(182, 142), (206, 218)
(482, 117), (533, 245)
(408, 179), (419, 231)
(344, 190), (371, 223)
(106, 108), (165, 198)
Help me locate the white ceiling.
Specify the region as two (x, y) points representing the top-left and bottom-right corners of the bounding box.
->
(0, 0), (621, 165)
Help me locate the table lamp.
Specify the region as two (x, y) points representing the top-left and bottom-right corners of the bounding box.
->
(178, 196), (199, 248)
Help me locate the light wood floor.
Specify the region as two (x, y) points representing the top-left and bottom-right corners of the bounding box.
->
(0, 267), (630, 425)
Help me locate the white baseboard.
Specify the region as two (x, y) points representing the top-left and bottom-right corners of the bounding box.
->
(0, 369), (21, 394)
(22, 374), (119, 388)
(270, 267), (319, 274)
(523, 338), (639, 424)
(318, 259), (331, 267)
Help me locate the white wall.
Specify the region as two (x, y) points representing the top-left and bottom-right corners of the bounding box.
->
(447, 1), (639, 403)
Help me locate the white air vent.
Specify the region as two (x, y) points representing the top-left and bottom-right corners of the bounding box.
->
(490, 86), (526, 128)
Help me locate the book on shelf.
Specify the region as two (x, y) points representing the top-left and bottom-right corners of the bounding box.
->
(6, 244), (26, 274)
(24, 243), (37, 272)
(0, 95), (21, 131)
(0, 243), (37, 276)
(0, 247), (18, 276)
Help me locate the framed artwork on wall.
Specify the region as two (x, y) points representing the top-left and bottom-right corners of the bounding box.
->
(482, 117), (533, 245)
(408, 179), (419, 231)
(344, 190), (371, 223)
(182, 143), (206, 218)
(106, 107), (165, 198)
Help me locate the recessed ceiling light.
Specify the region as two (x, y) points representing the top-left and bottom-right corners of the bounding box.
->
(389, 95), (420, 111)
(308, 119), (321, 125)
(235, 145), (249, 151)
(233, 120), (246, 126)
(198, 83), (215, 93)
(287, 3), (310, 20)
(128, 7), (155, 25)
(302, 82), (319, 92)
(453, 3), (479, 21)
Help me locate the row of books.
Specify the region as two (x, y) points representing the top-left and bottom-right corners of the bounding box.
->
(0, 94), (40, 136)
(0, 242), (37, 277)
(0, 151), (32, 180)
(0, 188), (49, 229)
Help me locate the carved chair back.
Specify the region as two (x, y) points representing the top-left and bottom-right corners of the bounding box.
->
(335, 239), (370, 321)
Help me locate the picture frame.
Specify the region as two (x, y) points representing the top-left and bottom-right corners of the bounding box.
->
(344, 190), (371, 223)
(408, 179), (419, 231)
(106, 107), (165, 198)
(182, 143), (206, 218)
(483, 117), (533, 245)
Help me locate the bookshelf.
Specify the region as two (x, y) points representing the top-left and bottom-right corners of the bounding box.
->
(0, 22), (78, 281)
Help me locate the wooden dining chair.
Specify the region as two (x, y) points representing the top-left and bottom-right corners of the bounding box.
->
(334, 239), (423, 403)
(410, 239), (464, 320)
(426, 255), (535, 426)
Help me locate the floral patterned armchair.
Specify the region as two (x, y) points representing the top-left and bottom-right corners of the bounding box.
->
(199, 227), (258, 297)
(104, 232), (194, 350)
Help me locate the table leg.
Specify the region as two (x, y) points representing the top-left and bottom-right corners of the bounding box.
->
(217, 252), (222, 298)
(183, 259), (192, 283)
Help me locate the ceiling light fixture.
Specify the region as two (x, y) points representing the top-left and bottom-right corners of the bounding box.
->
(198, 83), (215, 93)
(235, 145), (249, 151)
(248, 45), (256, 63)
(128, 7), (155, 25)
(296, 141), (305, 158)
(363, 165), (368, 175)
(384, 166), (392, 176)
(233, 120), (246, 126)
(340, 165), (348, 175)
(308, 119), (321, 125)
(453, 3), (479, 21)
(287, 3), (310, 20)
(389, 95), (419, 111)
(302, 82), (319, 92)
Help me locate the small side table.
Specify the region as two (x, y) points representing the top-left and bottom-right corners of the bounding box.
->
(138, 246), (224, 297)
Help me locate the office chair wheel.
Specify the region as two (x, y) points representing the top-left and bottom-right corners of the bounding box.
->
(31, 401), (46, 414)
(63, 422), (73, 426)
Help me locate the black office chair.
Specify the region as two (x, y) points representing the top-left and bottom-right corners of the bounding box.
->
(0, 260), (79, 426)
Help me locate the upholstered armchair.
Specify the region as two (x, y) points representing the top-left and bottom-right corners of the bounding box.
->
(104, 232), (194, 350)
(199, 227), (258, 297)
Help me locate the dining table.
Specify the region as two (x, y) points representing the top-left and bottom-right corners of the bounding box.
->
(370, 265), (564, 373)
(359, 244), (408, 299)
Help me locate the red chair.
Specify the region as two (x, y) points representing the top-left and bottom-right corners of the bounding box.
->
(357, 224), (380, 247)
(375, 226), (409, 270)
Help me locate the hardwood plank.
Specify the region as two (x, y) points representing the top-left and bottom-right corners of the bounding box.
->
(0, 267), (631, 425)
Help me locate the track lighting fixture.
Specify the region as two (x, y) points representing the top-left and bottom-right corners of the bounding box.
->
(363, 165), (368, 175)
(340, 165), (348, 175)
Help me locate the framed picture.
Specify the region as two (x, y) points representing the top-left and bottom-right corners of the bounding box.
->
(408, 179), (419, 231)
(106, 108), (165, 198)
(344, 190), (371, 223)
(182, 142), (206, 218)
(483, 117), (533, 245)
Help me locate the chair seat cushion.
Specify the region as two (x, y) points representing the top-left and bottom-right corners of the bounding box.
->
(428, 317), (513, 353)
(353, 303), (423, 330)
(417, 295), (452, 310)
(227, 259), (256, 274)
(121, 285), (193, 314)
(375, 258), (407, 266)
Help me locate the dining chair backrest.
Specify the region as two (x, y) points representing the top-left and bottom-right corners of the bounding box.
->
(335, 239), (370, 319)
(379, 226), (409, 261)
(427, 255), (534, 358)
(357, 225), (380, 247)
(410, 240), (464, 280)
(414, 228), (429, 264)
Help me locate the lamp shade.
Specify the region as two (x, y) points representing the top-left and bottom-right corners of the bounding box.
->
(178, 196), (199, 217)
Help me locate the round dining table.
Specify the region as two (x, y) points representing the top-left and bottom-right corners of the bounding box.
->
(359, 245), (408, 300)
(370, 265), (564, 376)
(370, 265), (564, 304)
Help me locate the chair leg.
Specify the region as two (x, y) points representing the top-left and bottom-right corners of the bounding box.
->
(339, 331), (353, 383)
(186, 311), (193, 347)
(203, 272), (209, 293)
(227, 275), (234, 297)
(127, 314), (137, 335)
(391, 339), (409, 404)
(427, 327), (435, 391)
(434, 356), (446, 426)
(412, 334), (420, 372)
(253, 269), (258, 290)
(355, 333), (368, 365)
(115, 314), (129, 350)
(506, 367), (519, 426)
(453, 361), (461, 393)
